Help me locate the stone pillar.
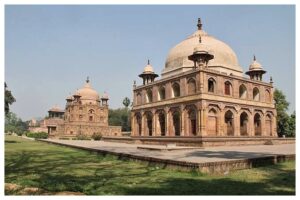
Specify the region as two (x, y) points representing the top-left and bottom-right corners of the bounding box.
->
(199, 70), (204, 93)
(131, 112), (135, 136)
(197, 109), (201, 136)
(272, 115), (277, 137)
(217, 109), (223, 136)
(180, 105), (185, 136)
(152, 111), (156, 136)
(141, 111), (145, 136)
(165, 107), (170, 136)
(249, 114), (254, 137)
(234, 112), (240, 136)
(202, 108), (207, 136)
(261, 114), (266, 136)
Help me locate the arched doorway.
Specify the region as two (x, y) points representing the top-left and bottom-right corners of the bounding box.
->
(158, 111), (166, 136)
(172, 110), (181, 136)
(207, 108), (217, 136)
(145, 112), (153, 136)
(240, 112), (249, 136)
(136, 113), (142, 136)
(225, 110), (234, 136)
(254, 113), (262, 136)
(265, 114), (272, 136)
(188, 109), (197, 136)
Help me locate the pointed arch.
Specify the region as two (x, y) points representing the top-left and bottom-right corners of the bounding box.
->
(239, 84), (247, 99)
(207, 108), (217, 136)
(158, 86), (166, 101)
(224, 110), (234, 136)
(172, 82), (180, 98)
(240, 112), (249, 136)
(224, 81), (233, 96)
(208, 78), (216, 93)
(187, 78), (196, 95)
(253, 87), (260, 101)
(254, 113), (262, 136)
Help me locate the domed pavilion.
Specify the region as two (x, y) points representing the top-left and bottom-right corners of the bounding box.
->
(131, 18), (277, 144)
(46, 77), (121, 138)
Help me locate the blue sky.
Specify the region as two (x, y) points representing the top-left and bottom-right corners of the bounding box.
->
(5, 5), (295, 120)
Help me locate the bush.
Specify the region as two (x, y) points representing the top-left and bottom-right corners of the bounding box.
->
(92, 133), (102, 141)
(26, 132), (48, 139)
(59, 137), (70, 140)
(76, 134), (90, 140)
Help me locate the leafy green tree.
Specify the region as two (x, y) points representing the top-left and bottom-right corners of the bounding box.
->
(5, 82), (16, 115)
(273, 89), (292, 137)
(5, 112), (28, 135)
(288, 111), (296, 137)
(108, 108), (131, 131)
(123, 97), (131, 108)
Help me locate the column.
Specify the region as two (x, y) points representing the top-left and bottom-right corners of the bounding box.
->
(141, 112), (145, 136)
(180, 106), (185, 136)
(165, 107), (170, 136)
(152, 112), (156, 136)
(261, 114), (266, 136)
(249, 114), (254, 137)
(131, 112), (135, 136)
(218, 109), (223, 136)
(234, 113), (240, 136)
(197, 109), (201, 136)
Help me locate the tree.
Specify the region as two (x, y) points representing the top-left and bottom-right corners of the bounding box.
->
(108, 108), (131, 131)
(273, 89), (292, 137)
(288, 111), (296, 137)
(5, 82), (16, 115)
(5, 112), (28, 135)
(123, 97), (130, 108)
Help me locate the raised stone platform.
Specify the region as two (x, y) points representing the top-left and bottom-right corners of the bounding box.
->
(137, 144), (204, 151)
(102, 136), (295, 147)
(39, 139), (295, 174)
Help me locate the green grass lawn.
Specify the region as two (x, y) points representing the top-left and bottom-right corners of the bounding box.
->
(5, 135), (295, 195)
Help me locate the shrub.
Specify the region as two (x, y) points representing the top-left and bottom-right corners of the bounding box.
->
(26, 132), (48, 139)
(76, 134), (90, 140)
(92, 133), (102, 141)
(59, 137), (70, 140)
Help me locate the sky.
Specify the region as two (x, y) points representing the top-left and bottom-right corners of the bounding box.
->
(5, 5), (295, 120)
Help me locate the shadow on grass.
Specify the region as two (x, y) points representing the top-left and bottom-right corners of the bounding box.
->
(5, 140), (19, 143)
(5, 142), (295, 195)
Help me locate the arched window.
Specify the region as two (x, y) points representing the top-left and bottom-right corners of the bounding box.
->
(89, 116), (93, 122)
(208, 78), (216, 93)
(187, 78), (196, 95)
(146, 89), (153, 103)
(253, 87), (260, 101)
(224, 81), (232, 96)
(145, 112), (153, 136)
(240, 112), (248, 136)
(254, 113), (262, 136)
(207, 108), (217, 136)
(265, 89), (271, 103)
(239, 84), (247, 99)
(89, 109), (95, 114)
(224, 110), (234, 136)
(136, 92), (142, 105)
(158, 86), (166, 101)
(172, 82), (180, 98)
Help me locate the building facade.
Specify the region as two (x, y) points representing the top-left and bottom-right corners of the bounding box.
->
(39, 78), (121, 137)
(131, 18), (277, 138)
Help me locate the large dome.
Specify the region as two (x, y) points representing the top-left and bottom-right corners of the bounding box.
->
(76, 79), (100, 104)
(162, 24), (243, 78)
